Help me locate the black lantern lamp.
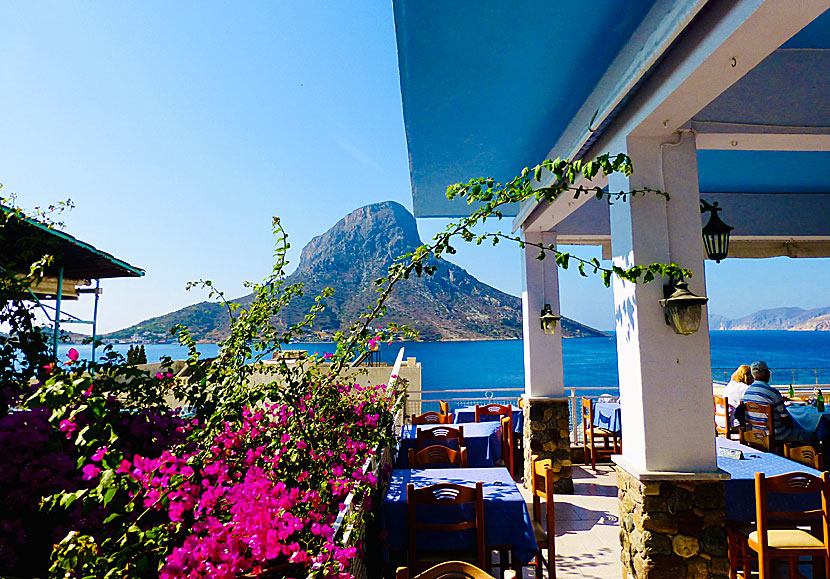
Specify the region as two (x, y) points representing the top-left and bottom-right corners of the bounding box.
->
(540, 304), (560, 335)
(700, 200), (733, 263)
(658, 279), (709, 335)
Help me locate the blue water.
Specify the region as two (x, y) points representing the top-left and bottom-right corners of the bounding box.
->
(58, 331), (830, 394)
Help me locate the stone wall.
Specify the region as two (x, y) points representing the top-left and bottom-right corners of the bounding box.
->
(523, 398), (573, 493)
(617, 468), (729, 579)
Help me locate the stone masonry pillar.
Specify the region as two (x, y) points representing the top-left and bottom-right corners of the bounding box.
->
(608, 132), (727, 577)
(524, 399), (573, 493)
(520, 232), (572, 491)
(618, 471), (729, 579)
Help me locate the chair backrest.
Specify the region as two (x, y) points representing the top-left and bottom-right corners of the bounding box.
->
(785, 444), (824, 470)
(581, 397), (594, 439)
(395, 561), (512, 579)
(713, 394), (731, 437)
(408, 445), (468, 468)
(438, 400), (450, 416)
(531, 457), (556, 575)
(407, 482), (486, 571)
(412, 411), (453, 425)
(743, 401), (776, 449)
(416, 425), (465, 451)
(754, 471), (830, 578)
(475, 403), (511, 422)
(741, 428), (771, 452)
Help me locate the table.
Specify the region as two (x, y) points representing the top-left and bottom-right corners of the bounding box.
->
(396, 423), (503, 468)
(383, 467), (538, 563)
(453, 405), (523, 433)
(788, 404), (830, 443)
(717, 437), (822, 522)
(593, 402), (622, 435)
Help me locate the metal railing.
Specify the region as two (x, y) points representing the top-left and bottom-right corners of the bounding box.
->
(712, 367), (830, 386)
(408, 370), (830, 449)
(408, 385), (612, 445)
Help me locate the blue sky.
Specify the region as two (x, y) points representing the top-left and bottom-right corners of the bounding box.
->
(1, 1), (827, 334)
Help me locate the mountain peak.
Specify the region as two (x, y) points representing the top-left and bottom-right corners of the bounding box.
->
(296, 201), (421, 276)
(105, 202), (607, 342)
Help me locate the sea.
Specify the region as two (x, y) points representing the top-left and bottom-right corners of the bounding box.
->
(58, 331), (830, 409)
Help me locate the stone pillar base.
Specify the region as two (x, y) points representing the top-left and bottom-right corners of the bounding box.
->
(523, 398), (573, 493)
(617, 467), (729, 579)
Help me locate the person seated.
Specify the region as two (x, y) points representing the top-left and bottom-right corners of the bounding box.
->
(723, 364), (753, 427)
(741, 360), (815, 446)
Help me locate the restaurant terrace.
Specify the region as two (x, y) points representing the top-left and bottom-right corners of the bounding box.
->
(388, 1), (830, 578)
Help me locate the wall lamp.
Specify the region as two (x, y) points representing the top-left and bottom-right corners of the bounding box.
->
(659, 279), (709, 335)
(540, 304), (560, 335)
(700, 199), (733, 263)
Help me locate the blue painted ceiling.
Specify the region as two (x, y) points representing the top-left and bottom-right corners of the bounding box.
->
(393, 0), (659, 217)
(697, 151), (830, 194)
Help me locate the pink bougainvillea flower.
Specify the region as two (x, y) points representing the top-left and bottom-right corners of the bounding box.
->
(116, 459), (131, 474)
(367, 339), (378, 349)
(155, 372), (164, 379)
(66, 348), (79, 362)
(166, 372), (173, 378)
(323, 352), (333, 359)
(91, 447), (108, 462)
(82, 464), (101, 481)
(83, 383), (94, 397)
(58, 419), (77, 439)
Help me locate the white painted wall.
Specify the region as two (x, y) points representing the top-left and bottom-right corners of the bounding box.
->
(608, 131), (716, 474)
(521, 231), (565, 398)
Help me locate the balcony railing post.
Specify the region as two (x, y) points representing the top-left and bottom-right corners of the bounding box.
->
(570, 388), (578, 445)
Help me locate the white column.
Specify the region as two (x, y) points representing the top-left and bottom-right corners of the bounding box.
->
(608, 131), (716, 474)
(521, 231), (565, 399)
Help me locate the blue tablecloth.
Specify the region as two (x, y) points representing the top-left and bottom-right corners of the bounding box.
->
(453, 405), (523, 433)
(717, 437), (822, 522)
(383, 467), (538, 563)
(397, 423), (503, 468)
(593, 402), (622, 435)
(788, 405), (830, 443)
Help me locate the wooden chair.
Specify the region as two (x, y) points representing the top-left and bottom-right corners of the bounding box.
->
(475, 404), (514, 478)
(714, 394), (735, 439)
(785, 444), (824, 470)
(409, 445), (468, 468)
(417, 426), (465, 452)
(741, 428), (771, 452)
(439, 400), (450, 416)
(406, 482), (488, 573)
(747, 471), (830, 579)
(743, 401), (777, 453)
(413, 411), (454, 425)
(396, 561), (516, 579)
(530, 456), (556, 579)
(580, 398), (621, 471)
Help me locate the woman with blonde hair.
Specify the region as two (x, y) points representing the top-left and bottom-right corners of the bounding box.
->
(724, 364), (754, 426)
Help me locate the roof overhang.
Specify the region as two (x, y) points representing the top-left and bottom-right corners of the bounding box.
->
(1, 206), (145, 280)
(393, 0), (705, 218)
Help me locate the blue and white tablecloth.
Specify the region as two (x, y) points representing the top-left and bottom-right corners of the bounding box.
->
(383, 467), (538, 563)
(453, 405), (523, 433)
(593, 402), (622, 435)
(788, 405), (830, 443)
(717, 437), (822, 522)
(396, 422), (503, 468)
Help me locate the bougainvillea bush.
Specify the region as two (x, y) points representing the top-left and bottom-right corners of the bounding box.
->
(1, 212), (406, 579)
(31, 363), (399, 579)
